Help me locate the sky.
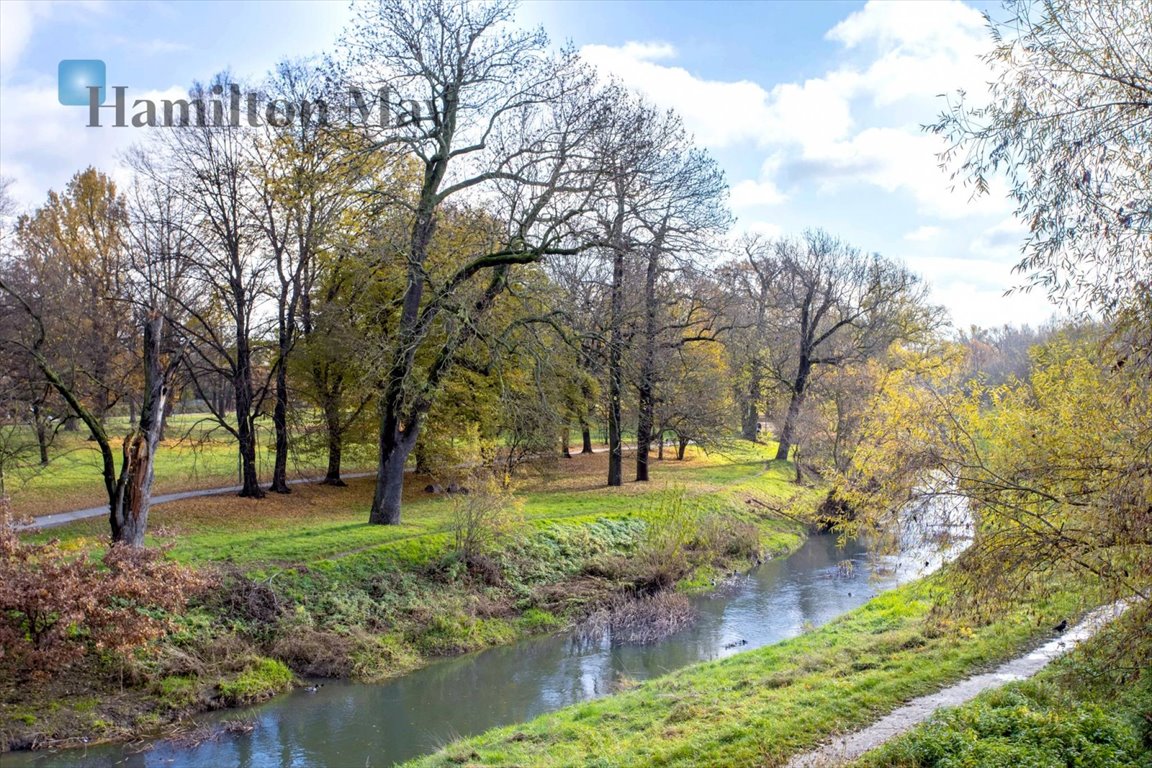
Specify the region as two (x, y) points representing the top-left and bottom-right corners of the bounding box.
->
(0, 0), (1056, 330)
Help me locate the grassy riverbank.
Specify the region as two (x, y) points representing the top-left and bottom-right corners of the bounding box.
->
(2, 442), (816, 752)
(405, 578), (1112, 768)
(852, 603), (1151, 767)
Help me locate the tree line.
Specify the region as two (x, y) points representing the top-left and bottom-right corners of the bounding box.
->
(0, 0), (937, 545)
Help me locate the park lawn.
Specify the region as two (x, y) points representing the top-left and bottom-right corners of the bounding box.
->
(404, 580), (1103, 768)
(26, 441), (809, 567)
(5, 413), (376, 519)
(4, 439), (824, 751)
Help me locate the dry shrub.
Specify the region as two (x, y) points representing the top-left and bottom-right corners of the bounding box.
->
(579, 591), (696, 646)
(209, 565), (285, 625)
(698, 515), (761, 561)
(0, 505), (208, 679)
(447, 478), (523, 582)
(200, 634), (260, 673)
(271, 627), (355, 677)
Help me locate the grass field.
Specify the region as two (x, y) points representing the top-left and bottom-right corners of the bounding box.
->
(4, 438), (825, 751)
(4, 413), (376, 518)
(851, 605), (1151, 768)
(404, 580), (1110, 768)
(27, 440), (810, 566)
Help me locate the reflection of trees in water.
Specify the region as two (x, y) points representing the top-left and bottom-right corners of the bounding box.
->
(43, 534), (939, 768)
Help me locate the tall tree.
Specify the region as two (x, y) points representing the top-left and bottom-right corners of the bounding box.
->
(754, 229), (928, 462)
(345, 0), (605, 524)
(0, 169), (186, 545)
(628, 108), (729, 483)
(251, 60), (370, 493)
(134, 81), (272, 498)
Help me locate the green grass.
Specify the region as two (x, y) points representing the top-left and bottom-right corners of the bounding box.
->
(404, 581), (1094, 768)
(852, 608), (1152, 768)
(6, 412), (376, 518)
(215, 658), (295, 706)
(28, 441), (806, 568)
(6, 438), (827, 750)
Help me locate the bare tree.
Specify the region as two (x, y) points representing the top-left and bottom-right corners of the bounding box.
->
(931, 0), (1152, 355)
(754, 229), (930, 462)
(0, 170), (186, 545)
(721, 236), (780, 442)
(134, 81), (273, 499)
(250, 60), (370, 493)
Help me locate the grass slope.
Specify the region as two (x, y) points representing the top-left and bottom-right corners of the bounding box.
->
(852, 606), (1152, 768)
(405, 581), (1097, 768)
(4, 441), (817, 751)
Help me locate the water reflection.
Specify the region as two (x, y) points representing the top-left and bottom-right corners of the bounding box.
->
(12, 524), (962, 768)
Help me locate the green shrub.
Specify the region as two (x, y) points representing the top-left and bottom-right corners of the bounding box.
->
(156, 675), (201, 710)
(859, 680), (1146, 768)
(216, 658), (294, 706)
(518, 608), (562, 633)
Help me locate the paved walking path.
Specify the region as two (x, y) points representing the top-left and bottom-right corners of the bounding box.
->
(14, 445), (628, 531)
(14, 472), (376, 531)
(784, 601), (1129, 767)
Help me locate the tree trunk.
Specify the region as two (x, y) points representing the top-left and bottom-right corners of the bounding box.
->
(657, 431), (664, 461)
(635, 239), (660, 483)
(607, 242), (625, 487)
(158, 390), (176, 441)
(369, 424), (417, 525)
(581, 423), (594, 454)
(322, 396), (345, 486)
(268, 352), (291, 494)
(677, 435), (689, 460)
(233, 297), (264, 498)
(562, 428), (572, 459)
(369, 196), (437, 524)
(741, 358), (762, 441)
(774, 356), (812, 462)
(233, 378), (263, 499)
(32, 404), (49, 465)
(110, 315), (168, 547)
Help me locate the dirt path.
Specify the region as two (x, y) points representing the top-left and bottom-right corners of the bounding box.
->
(784, 601), (1129, 767)
(13, 472), (376, 531)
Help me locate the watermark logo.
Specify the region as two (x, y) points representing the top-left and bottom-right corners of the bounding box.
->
(58, 59), (106, 106)
(58, 59), (424, 129)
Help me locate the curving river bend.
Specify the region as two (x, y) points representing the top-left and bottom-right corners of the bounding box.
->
(11, 522), (960, 768)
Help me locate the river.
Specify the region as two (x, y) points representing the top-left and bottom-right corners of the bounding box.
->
(10, 519), (961, 768)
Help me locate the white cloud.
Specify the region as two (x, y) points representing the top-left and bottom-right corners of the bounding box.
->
(904, 225), (942, 242)
(0, 1), (44, 76)
(580, 42), (775, 148)
(970, 218), (1028, 260)
(729, 177), (786, 209)
(0, 80), (190, 207)
(579, 1), (1010, 219)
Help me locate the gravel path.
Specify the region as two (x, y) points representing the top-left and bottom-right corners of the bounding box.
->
(784, 601), (1129, 767)
(13, 472), (376, 531)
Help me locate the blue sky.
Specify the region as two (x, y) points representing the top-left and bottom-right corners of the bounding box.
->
(0, 0), (1053, 329)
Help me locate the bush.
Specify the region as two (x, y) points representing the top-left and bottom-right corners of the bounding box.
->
(0, 506), (208, 679)
(860, 681), (1146, 768)
(216, 658), (294, 706)
(448, 479), (523, 576)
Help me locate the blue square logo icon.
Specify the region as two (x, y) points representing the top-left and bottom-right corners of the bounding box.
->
(58, 59), (106, 106)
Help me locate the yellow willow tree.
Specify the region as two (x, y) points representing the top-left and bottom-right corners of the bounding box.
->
(839, 332), (1151, 614)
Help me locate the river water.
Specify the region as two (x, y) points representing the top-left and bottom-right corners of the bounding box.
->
(11, 524), (959, 768)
